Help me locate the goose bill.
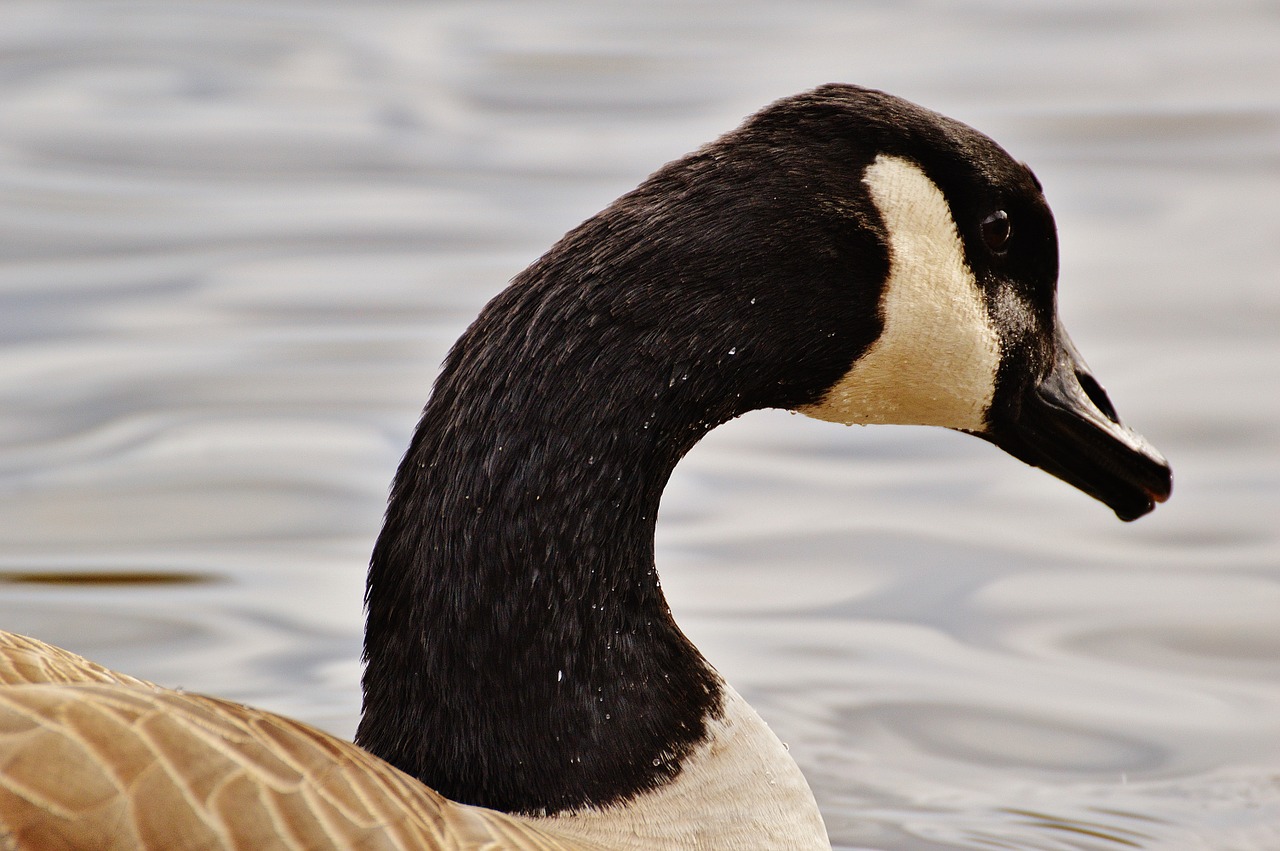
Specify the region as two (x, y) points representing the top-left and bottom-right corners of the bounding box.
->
(980, 330), (1172, 522)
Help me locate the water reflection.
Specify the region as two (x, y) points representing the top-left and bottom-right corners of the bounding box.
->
(846, 703), (1165, 775)
(0, 569), (215, 586)
(1, 2), (1278, 849)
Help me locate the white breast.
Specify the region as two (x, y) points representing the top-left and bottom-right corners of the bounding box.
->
(530, 682), (829, 850)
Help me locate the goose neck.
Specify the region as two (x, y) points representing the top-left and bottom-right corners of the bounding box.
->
(358, 299), (726, 814)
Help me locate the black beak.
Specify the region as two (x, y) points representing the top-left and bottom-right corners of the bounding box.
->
(979, 323), (1172, 521)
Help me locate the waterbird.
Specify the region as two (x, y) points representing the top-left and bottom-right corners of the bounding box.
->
(0, 84), (1171, 850)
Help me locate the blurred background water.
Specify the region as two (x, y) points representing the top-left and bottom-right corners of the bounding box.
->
(1, 2), (1278, 848)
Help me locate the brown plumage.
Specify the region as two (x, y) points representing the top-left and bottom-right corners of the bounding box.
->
(0, 632), (600, 851)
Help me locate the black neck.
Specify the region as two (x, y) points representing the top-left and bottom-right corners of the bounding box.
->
(355, 124), (882, 814)
(357, 239), (745, 814)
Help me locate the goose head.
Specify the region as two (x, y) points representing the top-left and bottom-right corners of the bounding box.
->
(773, 89), (1173, 518)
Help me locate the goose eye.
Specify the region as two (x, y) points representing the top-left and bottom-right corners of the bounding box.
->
(981, 210), (1010, 253)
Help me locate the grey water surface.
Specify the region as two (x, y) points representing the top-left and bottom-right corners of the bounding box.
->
(2, 2), (1278, 848)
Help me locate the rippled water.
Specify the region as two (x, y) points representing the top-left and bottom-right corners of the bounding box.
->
(2, 2), (1278, 848)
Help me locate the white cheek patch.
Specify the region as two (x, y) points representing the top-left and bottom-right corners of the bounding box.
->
(799, 154), (1001, 431)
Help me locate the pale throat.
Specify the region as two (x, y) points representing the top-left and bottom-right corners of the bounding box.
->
(800, 154), (1001, 431)
(529, 683), (829, 850)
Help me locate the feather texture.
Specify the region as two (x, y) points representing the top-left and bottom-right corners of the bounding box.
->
(0, 632), (601, 851)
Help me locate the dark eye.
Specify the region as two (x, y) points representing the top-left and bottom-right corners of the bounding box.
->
(981, 210), (1011, 253)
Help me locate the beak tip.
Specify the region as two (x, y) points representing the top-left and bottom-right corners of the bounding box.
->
(1114, 501), (1152, 523)
(1112, 461), (1172, 522)
(1146, 462), (1174, 504)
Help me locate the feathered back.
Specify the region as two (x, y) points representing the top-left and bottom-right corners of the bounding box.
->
(0, 632), (599, 851)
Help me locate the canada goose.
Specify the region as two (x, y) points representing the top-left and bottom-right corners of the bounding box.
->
(0, 84), (1171, 850)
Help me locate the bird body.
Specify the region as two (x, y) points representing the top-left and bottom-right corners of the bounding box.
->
(0, 85), (1170, 850)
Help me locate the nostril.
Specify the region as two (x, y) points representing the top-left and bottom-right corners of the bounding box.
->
(1076, 370), (1120, 424)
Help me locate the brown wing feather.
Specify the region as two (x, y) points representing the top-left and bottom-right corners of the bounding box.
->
(0, 632), (602, 851)
(0, 632), (155, 689)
